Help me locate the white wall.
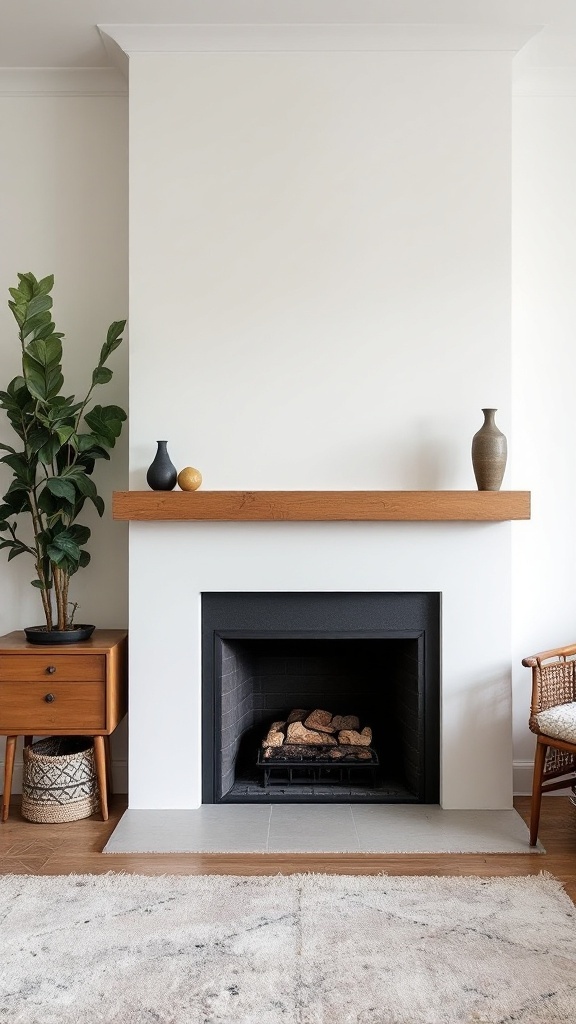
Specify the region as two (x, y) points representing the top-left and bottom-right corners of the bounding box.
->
(128, 50), (516, 809)
(129, 53), (512, 486)
(0, 77), (129, 789)
(511, 70), (576, 792)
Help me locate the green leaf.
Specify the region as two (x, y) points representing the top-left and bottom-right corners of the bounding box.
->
(37, 275), (54, 295)
(99, 320), (126, 364)
(22, 366), (46, 402)
(37, 488), (57, 516)
(26, 294), (53, 319)
(22, 310), (52, 340)
(7, 545), (26, 561)
(8, 302), (25, 328)
(33, 322), (60, 341)
(26, 335), (62, 369)
(84, 404), (126, 448)
(23, 329), (64, 406)
(0, 443), (16, 454)
(24, 364), (64, 403)
(66, 471), (104, 516)
(92, 366), (113, 386)
(0, 452), (31, 484)
(71, 472), (97, 499)
(16, 274), (34, 300)
(30, 579), (46, 589)
(51, 533), (81, 561)
(56, 425), (75, 447)
(27, 428), (51, 455)
(78, 550), (91, 568)
(46, 544), (66, 565)
(107, 320), (125, 345)
(1, 485), (30, 513)
(68, 524), (91, 546)
(45, 477), (76, 504)
(37, 435), (61, 466)
(76, 433), (101, 453)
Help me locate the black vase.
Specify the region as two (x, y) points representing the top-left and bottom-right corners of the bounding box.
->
(146, 441), (177, 491)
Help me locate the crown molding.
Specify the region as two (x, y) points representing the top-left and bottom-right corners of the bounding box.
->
(513, 66), (576, 96)
(0, 67), (127, 97)
(99, 22), (540, 56)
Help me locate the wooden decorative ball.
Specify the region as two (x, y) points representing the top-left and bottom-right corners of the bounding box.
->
(177, 467), (202, 491)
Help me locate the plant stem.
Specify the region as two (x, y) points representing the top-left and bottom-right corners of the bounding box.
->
(53, 566), (66, 631)
(62, 573), (70, 625)
(28, 485), (53, 629)
(74, 382), (96, 434)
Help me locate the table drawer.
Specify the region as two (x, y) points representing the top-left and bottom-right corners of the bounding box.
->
(0, 654), (105, 682)
(0, 681), (105, 731)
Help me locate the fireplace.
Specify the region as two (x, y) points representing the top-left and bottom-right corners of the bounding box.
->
(202, 592), (440, 803)
(122, 34), (517, 812)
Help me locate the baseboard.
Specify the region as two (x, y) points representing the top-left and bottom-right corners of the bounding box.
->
(514, 760), (535, 796)
(0, 759), (128, 795)
(513, 759), (572, 796)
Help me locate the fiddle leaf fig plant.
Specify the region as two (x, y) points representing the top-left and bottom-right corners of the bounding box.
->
(0, 272), (126, 631)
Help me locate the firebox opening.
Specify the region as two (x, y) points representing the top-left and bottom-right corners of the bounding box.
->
(202, 593), (440, 805)
(199, 598), (436, 802)
(220, 637), (422, 802)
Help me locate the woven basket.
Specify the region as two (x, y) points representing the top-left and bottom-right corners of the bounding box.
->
(22, 737), (100, 823)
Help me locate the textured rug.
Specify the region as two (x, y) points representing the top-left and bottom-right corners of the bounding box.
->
(1, 873), (575, 1024)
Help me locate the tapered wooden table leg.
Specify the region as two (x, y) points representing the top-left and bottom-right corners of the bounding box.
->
(2, 735), (17, 822)
(104, 734), (113, 797)
(93, 736), (108, 821)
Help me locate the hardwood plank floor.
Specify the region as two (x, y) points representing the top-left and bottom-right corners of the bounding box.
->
(2, 797), (575, 901)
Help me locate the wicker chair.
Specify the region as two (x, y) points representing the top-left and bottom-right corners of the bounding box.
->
(523, 643), (576, 845)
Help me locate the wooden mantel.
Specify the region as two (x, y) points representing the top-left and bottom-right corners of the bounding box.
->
(112, 490), (530, 522)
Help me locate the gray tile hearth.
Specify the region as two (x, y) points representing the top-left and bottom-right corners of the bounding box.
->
(103, 805), (543, 855)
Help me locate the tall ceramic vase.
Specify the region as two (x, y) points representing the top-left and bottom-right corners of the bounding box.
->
(471, 409), (507, 491)
(146, 441), (177, 491)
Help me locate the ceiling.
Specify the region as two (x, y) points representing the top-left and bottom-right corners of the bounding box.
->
(2, 0), (576, 68)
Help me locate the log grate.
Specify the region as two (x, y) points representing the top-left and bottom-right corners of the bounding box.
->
(257, 745), (379, 789)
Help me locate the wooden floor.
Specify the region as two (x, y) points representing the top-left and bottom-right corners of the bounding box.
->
(2, 796), (575, 899)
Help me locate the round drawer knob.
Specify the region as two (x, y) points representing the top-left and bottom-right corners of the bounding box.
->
(46, 665), (56, 674)
(44, 693), (56, 703)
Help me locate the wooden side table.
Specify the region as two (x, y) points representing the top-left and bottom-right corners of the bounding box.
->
(0, 629), (127, 822)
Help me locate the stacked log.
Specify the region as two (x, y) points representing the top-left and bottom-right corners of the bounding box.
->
(262, 708), (373, 760)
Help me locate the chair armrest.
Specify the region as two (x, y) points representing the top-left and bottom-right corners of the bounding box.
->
(522, 642), (576, 668)
(523, 644), (576, 728)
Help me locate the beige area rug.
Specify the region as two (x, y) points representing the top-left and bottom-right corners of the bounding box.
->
(1, 873), (575, 1024)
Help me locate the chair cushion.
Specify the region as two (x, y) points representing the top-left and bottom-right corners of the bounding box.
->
(535, 702), (576, 744)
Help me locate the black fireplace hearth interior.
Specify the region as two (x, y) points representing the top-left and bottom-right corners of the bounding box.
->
(202, 593), (440, 803)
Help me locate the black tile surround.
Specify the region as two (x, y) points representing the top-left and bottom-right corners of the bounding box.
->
(202, 592), (440, 804)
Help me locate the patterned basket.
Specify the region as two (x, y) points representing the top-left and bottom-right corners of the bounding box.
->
(22, 737), (100, 823)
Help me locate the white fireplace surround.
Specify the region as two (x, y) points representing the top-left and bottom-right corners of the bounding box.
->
(99, 19), (534, 811)
(129, 522), (511, 809)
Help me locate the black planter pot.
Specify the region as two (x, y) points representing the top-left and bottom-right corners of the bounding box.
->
(24, 624), (95, 645)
